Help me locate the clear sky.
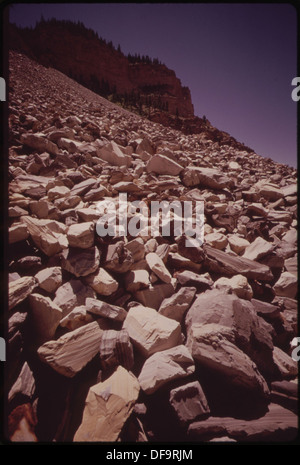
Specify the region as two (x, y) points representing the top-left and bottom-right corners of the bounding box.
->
(8, 3), (298, 168)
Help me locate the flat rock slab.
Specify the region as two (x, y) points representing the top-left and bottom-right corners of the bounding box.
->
(181, 166), (233, 190)
(138, 345), (195, 394)
(73, 366), (139, 441)
(123, 305), (182, 357)
(188, 403), (298, 442)
(37, 320), (104, 377)
(204, 245), (274, 282)
(146, 154), (183, 176)
(21, 132), (60, 155)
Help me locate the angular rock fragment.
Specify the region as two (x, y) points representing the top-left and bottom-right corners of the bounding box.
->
(97, 141), (131, 167)
(123, 305), (182, 357)
(9, 276), (37, 311)
(134, 282), (175, 310)
(104, 241), (134, 273)
(158, 286), (196, 322)
(124, 269), (150, 292)
(169, 381), (210, 426)
(29, 293), (62, 345)
(38, 320), (104, 377)
(186, 323), (270, 398)
(20, 132), (60, 155)
(99, 329), (134, 370)
(73, 366), (139, 441)
(138, 345), (195, 394)
(213, 274), (253, 300)
(205, 232), (228, 250)
(21, 216), (68, 256)
(146, 154), (183, 175)
(272, 346), (298, 380)
(146, 252), (172, 283)
(53, 279), (96, 317)
(273, 272), (297, 299)
(204, 245), (274, 282)
(228, 235), (250, 255)
(84, 267), (118, 295)
(185, 289), (275, 378)
(176, 235), (206, 263)
(35, 267), (62, 293)
(61, 246), (100, 277)
(181, 166), (233, 189)
(176, 270), (213, 291)
(67, 222), (95, 249)
(8, 362), (36, 404)
(243, 236), (274, 261)
(124, 237), (145, 262)
(86, 297), (127, 322)
(59, 305), (94, 331)
(9, 223), (29, 244)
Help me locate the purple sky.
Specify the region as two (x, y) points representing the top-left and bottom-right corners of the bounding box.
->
(8, 3), (298, 167)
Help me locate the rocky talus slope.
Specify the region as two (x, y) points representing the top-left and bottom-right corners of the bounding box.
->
(6, 51), (298, 443)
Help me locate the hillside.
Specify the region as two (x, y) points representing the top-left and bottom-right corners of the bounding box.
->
(5, 50), (298, 443)
(9, 18), (253, 151)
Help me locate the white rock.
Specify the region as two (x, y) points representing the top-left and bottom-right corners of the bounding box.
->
(29, 293), (62, 345)
(38, 321), (104, 377)
(228, 235), (250, 254)
(123, 305), (182, 357)
(9, 223), (29, 244)
(59, 305), (95, 331)
(138, 345), (195, 394)
(73, 366), (139, 441)
(273, 272), (297, 299)
(9, 276), (37, 310)
(35, 267), (62, 293)
(84, 267), (118, 295)
(146, 154), (183, 176)
(146, 252), (172, 283)
(243, 236), (274, 261)
(67, 222), (95, 249)
(124, 269), (150, 292)
(205, 232), (228, 250)
(213, 274), (253, 300)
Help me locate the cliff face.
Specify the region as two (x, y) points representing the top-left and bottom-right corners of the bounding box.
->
(8, 19), (253, 152)
(9, 20), (194, 118)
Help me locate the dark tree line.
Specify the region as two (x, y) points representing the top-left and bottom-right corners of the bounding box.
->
(127, 53), (163, 66)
